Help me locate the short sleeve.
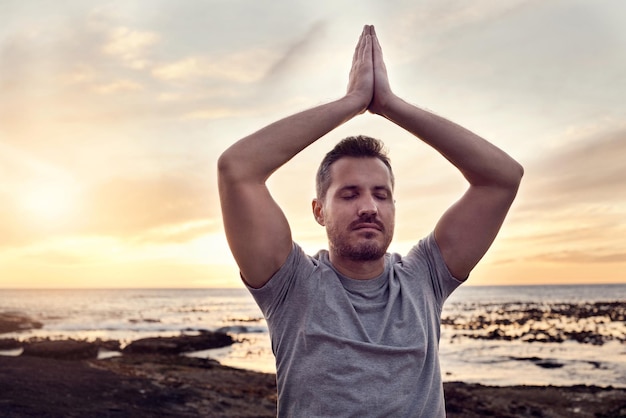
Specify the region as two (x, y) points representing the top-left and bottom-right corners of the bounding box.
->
(404, 232), (463, 305)
(245, 242), (316, 320)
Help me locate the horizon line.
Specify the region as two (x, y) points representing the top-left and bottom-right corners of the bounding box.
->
(1, 282), (625, 291)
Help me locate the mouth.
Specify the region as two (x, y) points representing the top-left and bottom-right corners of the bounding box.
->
(352, 222), (383, 232)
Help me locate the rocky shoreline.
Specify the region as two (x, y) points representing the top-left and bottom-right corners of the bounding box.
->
(443, 301), (626, 345)
(0, 352), (625, 417)
(2, 312), (626, 417)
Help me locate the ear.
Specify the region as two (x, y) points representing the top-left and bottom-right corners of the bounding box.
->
(311, 198), (325, 226)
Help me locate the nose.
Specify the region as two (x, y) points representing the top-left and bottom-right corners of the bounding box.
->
(357, 196), (378, 217)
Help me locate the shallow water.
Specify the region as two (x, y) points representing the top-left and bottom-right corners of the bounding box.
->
(1, 285), (624, 386)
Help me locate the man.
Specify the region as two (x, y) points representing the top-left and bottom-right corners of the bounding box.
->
(218, 25), (523, 417)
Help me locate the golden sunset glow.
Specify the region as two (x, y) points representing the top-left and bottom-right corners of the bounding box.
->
(1, 1), (625, 289)
(19, 182), (76, 224)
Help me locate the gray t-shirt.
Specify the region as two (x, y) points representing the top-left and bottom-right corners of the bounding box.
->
(248, 233), (462, 417)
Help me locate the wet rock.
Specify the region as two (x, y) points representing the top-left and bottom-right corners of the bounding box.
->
(510, 356), (565, 369)
(22, 340), (99, 360)
(217, 325), (250, 334)
(0, 312), (43, 334)
(442, 300), (626, 346)
(123, 331), (234, 355)
(535, 360), (564, 369)
(94, 339), (122, 351)
(128, 318), (161, 324)
(216, 325), (266, 334)
(565, 330), (605, 345)
(0, 338), (22, 350)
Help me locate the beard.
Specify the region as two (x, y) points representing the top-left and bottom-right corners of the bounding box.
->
(332, 239), (386, 261)
(327, 223), (393, 262)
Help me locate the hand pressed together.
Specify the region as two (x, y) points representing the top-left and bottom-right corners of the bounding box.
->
(346, 26), (374, 113)
(346, 25), (396, 116)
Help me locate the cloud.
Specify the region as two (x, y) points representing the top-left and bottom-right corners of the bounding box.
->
(0, 4), (226, 248)
(102, 26), (159, 69)
(523, 126), (626, 208)
(92, 79), (143, 94)
(472, 119), (626, 271)
(77, 175), (216, 237)
(0, 17), (154, 142)
(148, 15), (317, 81)
(15, 248), (100, 266)
(129, 220), (218, 245)
(152, 49), (274, 83)
(532, 249), (626, 264)
(0, 172), (220, 248)
(398, 0), (535, 30)
(260, 21), (328, 83)
(181, 107), (241, 120)
(0, 195), (30, 247)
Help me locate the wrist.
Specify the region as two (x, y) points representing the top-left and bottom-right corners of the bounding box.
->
(369, 92), (399, 117)
(342, 91), (371, 116)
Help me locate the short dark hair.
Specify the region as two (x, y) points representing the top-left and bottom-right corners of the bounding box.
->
(315, 135), (394, 200)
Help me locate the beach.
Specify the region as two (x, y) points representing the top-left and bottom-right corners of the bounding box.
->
(1, 324), (625, 417)
(1, 351), (625, 417)
(1, 286), (625, 416)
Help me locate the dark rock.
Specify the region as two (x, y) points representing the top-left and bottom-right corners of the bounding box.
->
(509, 356), (565, 369)
(123, 331), (234, 355)
(565, 330), (605, 345)
(22, 340), (99, 360)
(215, 325), (265, 334)
(1, 355), (625, 418)
(128, 318), (161, 324)
(0, 338), (23, 350)
(443, 299), (626, 346)
(94, 339), (122, 351)
(0, 312), (43, 334)
(534, 360), (564, 369)
(0, 355), (204, 417)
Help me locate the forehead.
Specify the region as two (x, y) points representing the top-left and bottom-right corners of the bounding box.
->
(328, 157), (393, 189)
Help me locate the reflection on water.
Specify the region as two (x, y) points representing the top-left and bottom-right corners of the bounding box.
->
(1, 285), (625, 387)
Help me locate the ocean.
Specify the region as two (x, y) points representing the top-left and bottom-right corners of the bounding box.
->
(1, 284), (624, 388)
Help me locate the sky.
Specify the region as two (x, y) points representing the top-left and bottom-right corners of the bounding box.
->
(1, 0), (625, 288)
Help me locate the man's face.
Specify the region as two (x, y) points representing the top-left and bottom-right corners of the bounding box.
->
(313, 157), (395, 262)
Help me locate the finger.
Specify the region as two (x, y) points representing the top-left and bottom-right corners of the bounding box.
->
(371, 26), (381, 49)
(353, 26), (367, 62)
(362, 30), (372, 61)
(372, 28), (383, 60)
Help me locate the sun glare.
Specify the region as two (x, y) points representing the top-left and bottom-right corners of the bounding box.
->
(20, 182), (77, 223)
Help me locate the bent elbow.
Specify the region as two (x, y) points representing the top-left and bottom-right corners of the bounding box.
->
(509, 160), (524, 188)
(496, 154), (524, 190)
(217, 147), (268, 187)
(513, 160), (524, 187)
(487, 160), (524, 195)
(217, 149), (245, 185)
(217, 151), (233, 178)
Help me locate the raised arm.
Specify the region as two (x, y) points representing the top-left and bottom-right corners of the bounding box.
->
(368, 27), (524, 280)
(218, 26), (374, 288)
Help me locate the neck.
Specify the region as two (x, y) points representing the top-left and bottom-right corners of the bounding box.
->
(329, 253), (385, 280)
